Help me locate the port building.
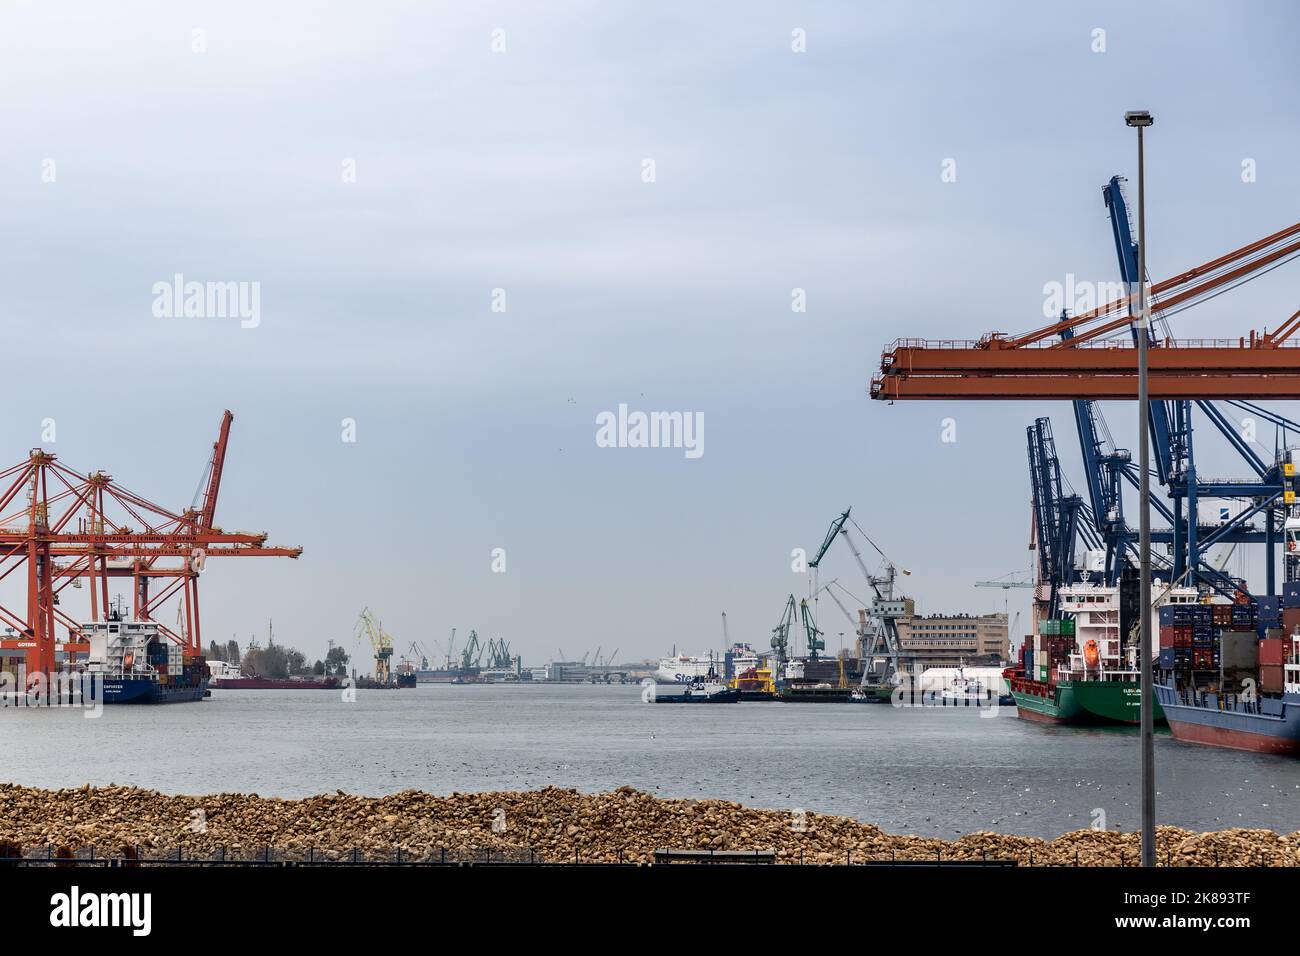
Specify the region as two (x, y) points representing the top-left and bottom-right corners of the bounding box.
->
(892, 613), (1009, 667)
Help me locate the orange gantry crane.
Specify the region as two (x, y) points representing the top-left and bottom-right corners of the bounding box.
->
(871, 219), (1300, 400)
(0, 410), (302, 679)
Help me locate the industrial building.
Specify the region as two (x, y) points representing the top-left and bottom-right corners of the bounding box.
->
(893, 612), (1009, 667)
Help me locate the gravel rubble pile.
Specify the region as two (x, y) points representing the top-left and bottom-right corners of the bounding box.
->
(0, 783), (1294, 866)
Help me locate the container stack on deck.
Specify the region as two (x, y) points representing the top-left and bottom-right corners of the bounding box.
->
(1023, 619), (1074, 683)
(1156, 592), (1296, 707)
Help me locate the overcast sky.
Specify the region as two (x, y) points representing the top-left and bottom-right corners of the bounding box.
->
(1, 1), (1297, 668)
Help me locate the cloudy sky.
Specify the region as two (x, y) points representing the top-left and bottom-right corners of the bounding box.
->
(0, 1), (1297, 668)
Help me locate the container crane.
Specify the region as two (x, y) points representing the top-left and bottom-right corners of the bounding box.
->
(0, 409), (301, 678)
(985, 177), (1300, 604)
(871, 209), (1300, 400)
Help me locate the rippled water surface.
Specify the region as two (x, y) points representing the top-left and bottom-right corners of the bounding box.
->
(4, 683), (1296, 838)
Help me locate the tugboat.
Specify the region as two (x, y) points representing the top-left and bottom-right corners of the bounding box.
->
(939, 664), (998, 706)
(82, 607), (208, 704)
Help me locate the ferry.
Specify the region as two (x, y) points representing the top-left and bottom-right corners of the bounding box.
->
(657, 643), (759, 683)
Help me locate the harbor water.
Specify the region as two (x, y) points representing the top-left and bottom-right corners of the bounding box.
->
(4, 683), (1296, 839)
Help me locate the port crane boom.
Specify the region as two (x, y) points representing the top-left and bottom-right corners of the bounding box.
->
(872, 209), (1300, 399)
(809, 508), (911, 685)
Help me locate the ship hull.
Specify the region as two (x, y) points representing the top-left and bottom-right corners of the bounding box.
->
(1155, 685), (1300, 755)
(780, 685), (852, 703)
(211, 678), (339, 690)
(652, 688), (741, 703)
(103, 678), (207, 704)
(1069, 679), (1165, 725)
(416, 670), (473, 683)
(1007, 675), (1163, 725)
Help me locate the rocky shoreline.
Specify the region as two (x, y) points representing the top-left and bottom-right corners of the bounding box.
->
(1, 783), (1295, 866)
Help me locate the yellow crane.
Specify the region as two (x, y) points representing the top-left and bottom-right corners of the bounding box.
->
(355, 606), (394, 684)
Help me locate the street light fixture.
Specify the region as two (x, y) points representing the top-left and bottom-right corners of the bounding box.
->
(1125, 108), (1155, 868)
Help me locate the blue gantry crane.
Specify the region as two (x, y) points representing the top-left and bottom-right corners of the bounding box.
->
(1032, 176), (1300, 605)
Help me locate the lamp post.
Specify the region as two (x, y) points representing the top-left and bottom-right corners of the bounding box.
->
(1125, 108), (1155, 868)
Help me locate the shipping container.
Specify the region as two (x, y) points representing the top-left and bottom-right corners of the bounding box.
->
(1259, 638), (1286, 667)
(1259, 664), (1285, 693)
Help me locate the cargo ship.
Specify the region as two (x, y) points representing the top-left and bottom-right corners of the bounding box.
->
(206, 661), (341, 690)
(1155, 631), (1300, 755)
(81, 615), (207, 705)
(415, 663), (481, 683)
(1004, 579), (1198, 724)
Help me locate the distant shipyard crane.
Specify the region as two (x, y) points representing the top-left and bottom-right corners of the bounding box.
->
(0, 409), (302, 678)
(770, 594), (798, 663)
(813, 578), (871, 657)
(459, 630), (484, 670)
(808, 508), (911, 685)
(355, 607), (394, 683)
(798, 599), (825, 660)
(408, 641), (429, 669)
(484, 637), (514, 669)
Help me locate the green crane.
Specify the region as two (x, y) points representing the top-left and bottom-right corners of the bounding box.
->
(799, 599), (825, 660)
(770, 594), (798, 662)
(459, 630), (482, 670)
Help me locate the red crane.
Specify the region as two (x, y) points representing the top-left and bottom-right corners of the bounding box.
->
(871, 220), (1300, 400)
(0, 410), (302, 679)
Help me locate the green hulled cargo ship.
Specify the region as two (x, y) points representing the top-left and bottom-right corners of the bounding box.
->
(1004, 672), (1162, 725)
(1007, 580), (1194, 726)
